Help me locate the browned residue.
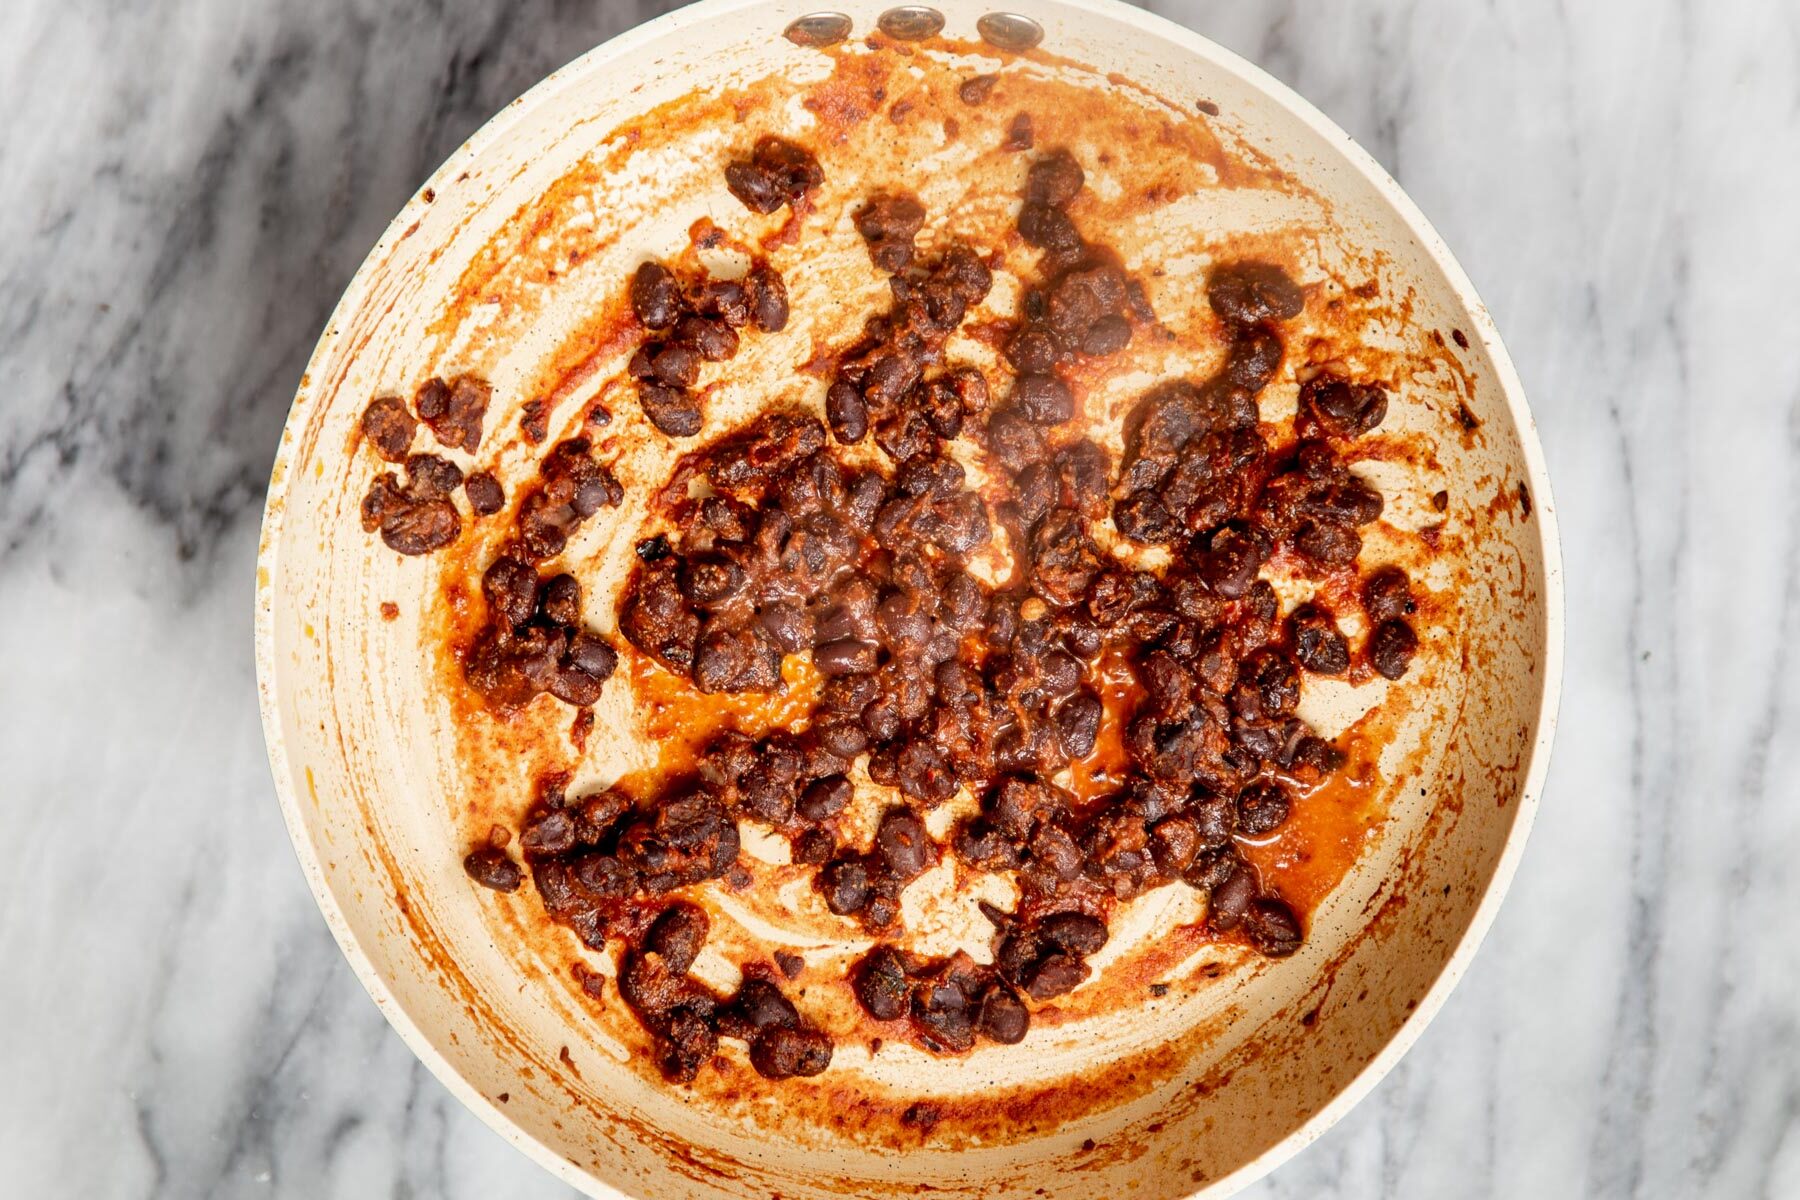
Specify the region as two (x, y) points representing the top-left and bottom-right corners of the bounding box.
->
(343, 26), (1496, 1166)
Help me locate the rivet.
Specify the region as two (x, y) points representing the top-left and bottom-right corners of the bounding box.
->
(977, 11), (1044, 51)
(784, 12), (853, 47)
(878, 6), (946, 40)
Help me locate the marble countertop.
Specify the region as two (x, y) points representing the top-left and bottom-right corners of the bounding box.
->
(3, 0), (1796, 1196)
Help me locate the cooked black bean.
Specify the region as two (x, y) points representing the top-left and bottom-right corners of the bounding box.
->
(645, 903), (709, 973)
(856, 946), (911, 1020)
(632, 261), (683, 329)
(750, 1025), (833, 1079)
(814, 639), (880, 676)
(1015, 373), (1075, 425)
(361, 396), (416, 461)
(1207, 261), (1304, 325)
(638, 384), (704, 437)
(1290, 604), (1349, 675)
(725, 136), (824, 214)
(975, 984), (1029, 1043)
(1026, 149), (1085, 208)
(672, 315), (739, 361)
(1363, 566), (1415, 623)
(1081, 314), (1132, 356)
(822, 858), (871, 914)
(1236, 781), (1292, 836)
(464, 471), (505, 516)
(746, 262), (790, 332)
(1246, 896), (1303, 957)
(1370, 618), (1419, 679)
(449, 126), (1439, 1087)
(798, 775), (853, 821)
(875, 809), (933, 880)
(463, 847), (522, 892)
(1301, 375), (1389, 438)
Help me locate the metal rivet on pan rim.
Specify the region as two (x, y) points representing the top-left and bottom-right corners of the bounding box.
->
(784, 12), (854, 46)
(877, 6), (946, 40)
(977, 11), (1044, 51)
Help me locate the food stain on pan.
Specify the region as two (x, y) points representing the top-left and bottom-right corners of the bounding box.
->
(294, 27), (1532, 1182)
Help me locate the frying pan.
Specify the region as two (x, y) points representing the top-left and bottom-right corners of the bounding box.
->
(254, 1), (1563, 1195)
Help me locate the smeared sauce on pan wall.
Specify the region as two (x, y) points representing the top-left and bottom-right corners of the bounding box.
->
(363, 31), (1486, 1153)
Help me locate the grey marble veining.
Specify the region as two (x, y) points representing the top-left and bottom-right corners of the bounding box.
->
(2, 1), (1795, 1196)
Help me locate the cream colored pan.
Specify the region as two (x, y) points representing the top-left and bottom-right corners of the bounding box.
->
(254, 1), (1563, 1195)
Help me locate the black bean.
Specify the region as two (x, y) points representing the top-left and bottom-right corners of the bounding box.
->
(464, 471), (505, 516)
(483, 556), (538, 629)
(1236, 781), (1292, 836)
(1006, 325), (1062, 375)
(798, 775), (853, 821)
(672, 315), (739, 361)
(855, 946), (911, 1020)
(638, 384), (703, 437)
(1081, 314), (1132, 356)
(631, 261), (683, 329)
(645, 903), (709, 973)
(1015, 374), (1075, 425)
(734, 978), (800, 1030)
(1370, 618), (1419, 679)
(380, 497), (460, 555)
(875, 809), (933, 880)
(1038, 911), (1107, 956)
(567, 632), (618, 681)
(540, 573), (582, 625)
(1246, 896), (1303, 957)
(1018, 202), (1080, 252)
(1020, 953), (1088, 1000)
(1294, 520), (1361, 568)
(1290, 604), (1349, 675)
(650, 343), (702, 387)
(813, 638), (879, 676)
(1225, 324), (1283, 393)
(1207, 262), (1304, 325)
(822, 859), (870, 914)
(463, 847), (521, 892)
(976, 984), (1030, 1043)
(746, 262), (789, 332)
(1026, 149), (1085, 207)
(826, 382), (869, 444)
(1301, 375), (1388, 438)
(1054, 691), (1102, 758)
(361, 397), (416, 461)
(749, 1025), (833, 1079)
(1363, 566), (1415, 623)
(1207, 864), (1257, 931)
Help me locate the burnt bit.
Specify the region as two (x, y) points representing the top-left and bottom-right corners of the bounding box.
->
(1455, 399), (1481, 432)
(1452, 328), (1470, 349)
(1517, 481), (1533, 518)
(1196, 99), (1220, 116)
(520, 397), (550, 444)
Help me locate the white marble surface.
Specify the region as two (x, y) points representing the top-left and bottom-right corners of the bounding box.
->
(3, 0), (1796, 1196)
